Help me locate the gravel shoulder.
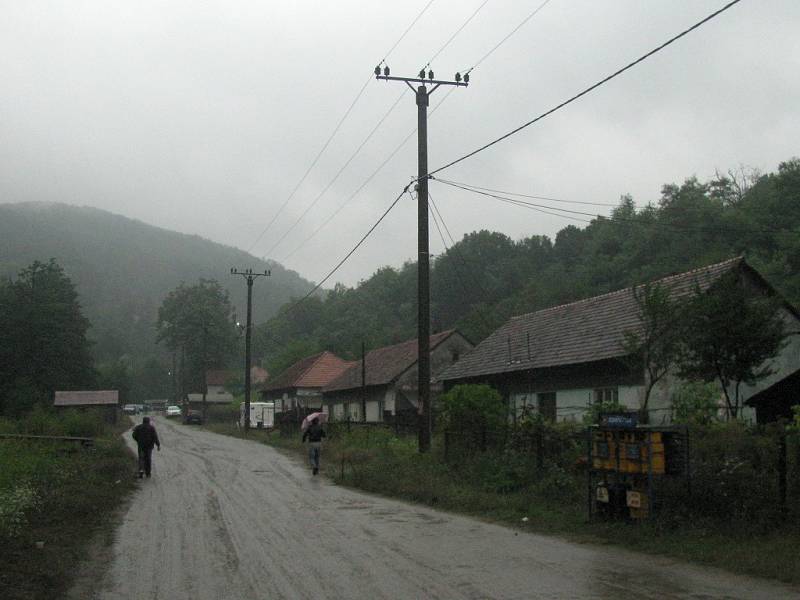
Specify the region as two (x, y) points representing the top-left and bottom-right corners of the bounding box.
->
(71, 417), (799, 600)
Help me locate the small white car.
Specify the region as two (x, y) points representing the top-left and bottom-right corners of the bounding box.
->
(165, 405), (181, 418)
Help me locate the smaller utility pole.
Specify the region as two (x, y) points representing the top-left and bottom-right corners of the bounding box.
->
(230, 267), (270, 434)
(361, 341), (367, 423)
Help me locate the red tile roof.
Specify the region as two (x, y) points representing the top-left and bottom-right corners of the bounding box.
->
(440, 257), (747, 381)
(262, 351), (353, 392)
(206, 370), (233, 386)
(324, 330), (459, 392)
(54, 390), (119, 406)
(251, 366), (269, 384)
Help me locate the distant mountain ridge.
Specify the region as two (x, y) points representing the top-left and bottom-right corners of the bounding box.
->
(0, 202), (316, 362)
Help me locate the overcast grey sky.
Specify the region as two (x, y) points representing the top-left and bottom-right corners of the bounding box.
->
(2, 1), (798, 286)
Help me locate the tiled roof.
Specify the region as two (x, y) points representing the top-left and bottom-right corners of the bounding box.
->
(440, 257), (746, 381)
(262, 351), (353, 392)
(54, 390), (119, 406)
(206, 370), (233, 386)
(324, 330), (458, 392)
(251, 366), (269, 384)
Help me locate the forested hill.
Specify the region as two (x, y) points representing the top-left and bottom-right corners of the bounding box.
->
(255, 159), (800, 374)
(0, 202), (315, 362)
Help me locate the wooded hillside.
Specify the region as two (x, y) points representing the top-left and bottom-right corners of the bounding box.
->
(0, 203), (315, 363)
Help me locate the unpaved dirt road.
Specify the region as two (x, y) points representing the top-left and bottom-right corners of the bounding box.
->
(73, 416), (798, 599)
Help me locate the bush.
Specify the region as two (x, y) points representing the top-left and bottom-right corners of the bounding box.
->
(0, 483), (41, 539)
(672, 381), (719, 425)
(205, 402), (239, 424)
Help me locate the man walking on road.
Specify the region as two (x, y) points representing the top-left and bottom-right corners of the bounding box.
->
(302, 417), (325, 475)
(132, 416), (161, 479)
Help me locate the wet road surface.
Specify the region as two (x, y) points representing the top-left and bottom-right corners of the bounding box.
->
(74, 416), (799, 599)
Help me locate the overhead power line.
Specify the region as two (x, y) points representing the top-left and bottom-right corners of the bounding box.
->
(281, 186), (409, 315)
(428, 191), (496, 332)
(436, 177), (793, 235)
(429, 0), (743, 178)
(425, 0), (491, 68)
(265, 88), (408, 258)
(246, 0), (439, 254)
(462, 0), (553, 74)
(435, 177), (622, 207)
(280, 84), (457, 263)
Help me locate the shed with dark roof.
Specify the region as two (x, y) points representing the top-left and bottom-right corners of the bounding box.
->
(54, 390), (119, 423)
(439, 257), (800, 424)
(322, 330), (473, 422)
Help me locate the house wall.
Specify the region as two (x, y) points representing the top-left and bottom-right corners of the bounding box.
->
(324, 387), (388, 422)
(509, 385), (642, 423)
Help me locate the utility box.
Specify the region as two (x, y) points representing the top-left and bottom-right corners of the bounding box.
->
(588, 414), (688, 521)
(240, 402), (275, 429)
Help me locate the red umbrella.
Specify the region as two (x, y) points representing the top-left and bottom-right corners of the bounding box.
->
(301, 412), (328, 432)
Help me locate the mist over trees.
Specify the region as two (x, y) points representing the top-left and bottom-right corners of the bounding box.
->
(254, 159), (800, 369)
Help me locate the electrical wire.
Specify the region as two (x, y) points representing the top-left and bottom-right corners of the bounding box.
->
(283, 0), (556, 261)
(280, 86), (457, 263)
(264, 88), (408, 258)
(280, 186), (409, 315)
(435, 177), (623, 207)
(436, 177), (793, 235)
(462, 0), (553, 74)
(425, 0), (491, 68)
(381, 0), (438, 64)
(429, 0), (744, 178)
(247, 0), (439, 254)
(428, 190), (497, 332)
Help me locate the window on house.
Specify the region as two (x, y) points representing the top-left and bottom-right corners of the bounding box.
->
(537, 392), (556, 421)
(451, 350), (460, 363)
(594, 387), (619, 405)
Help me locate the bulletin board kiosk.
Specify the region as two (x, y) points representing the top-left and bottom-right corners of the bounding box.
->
(587, 413), (688, 520)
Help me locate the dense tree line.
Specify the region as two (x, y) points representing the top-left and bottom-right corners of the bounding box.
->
(254, 159), (800, 373)
(0, 260), (96, 415)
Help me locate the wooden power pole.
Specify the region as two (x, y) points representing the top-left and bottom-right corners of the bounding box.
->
(230, 268), (270, 434)
(375, 64), (468, 452)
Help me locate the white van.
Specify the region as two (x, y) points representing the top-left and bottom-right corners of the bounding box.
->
(240, 402), (275, 429)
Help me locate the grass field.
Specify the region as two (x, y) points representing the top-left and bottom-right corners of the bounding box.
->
(0, 412), (136, 600)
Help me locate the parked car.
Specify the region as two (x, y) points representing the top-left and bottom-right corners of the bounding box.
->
(165, 405), (181, 418)
(183, 410), (203, 425)
(122, 404), (138, 415)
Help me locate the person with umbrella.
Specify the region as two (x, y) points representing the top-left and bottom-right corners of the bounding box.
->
(301, 413), (327, 475)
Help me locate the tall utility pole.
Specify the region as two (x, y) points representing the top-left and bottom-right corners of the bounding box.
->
(375, 64), (469, 452)
(230, 268), (270, 434)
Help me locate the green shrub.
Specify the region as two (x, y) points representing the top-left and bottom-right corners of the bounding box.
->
(672, 381), (719, 425)
(439, 384), (506, 432)
(0, 482), (42, 539)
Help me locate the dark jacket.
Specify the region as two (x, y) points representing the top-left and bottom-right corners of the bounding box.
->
(132, 423), (160, 450)
(302, 423), (326, 443)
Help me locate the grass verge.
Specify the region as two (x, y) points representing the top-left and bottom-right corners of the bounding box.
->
(205, 422), (800, 585)
(0, 414), (136, 600)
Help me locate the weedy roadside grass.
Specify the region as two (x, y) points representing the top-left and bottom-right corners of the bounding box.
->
(206, 421), (800, 585)
(0, 411), (136, 600)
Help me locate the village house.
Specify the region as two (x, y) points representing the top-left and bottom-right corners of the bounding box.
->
(186, 369), (235, 408)
(259, 351), (353, 417)
(322, 330), (474, 423)
(438, 258), (800, 424)
(54, 390), (119, 423)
